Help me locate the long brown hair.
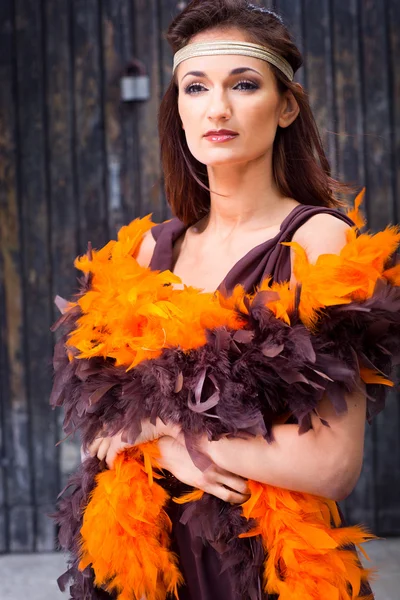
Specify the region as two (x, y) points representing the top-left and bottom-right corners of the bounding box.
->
(159, 0), (349, 225)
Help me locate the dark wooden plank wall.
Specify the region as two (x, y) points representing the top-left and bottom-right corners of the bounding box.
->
(1, 0), (37, 553)
(0, 0), (398, 552)
(45, 0), (78, 504)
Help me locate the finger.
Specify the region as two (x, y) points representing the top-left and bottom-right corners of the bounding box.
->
(106, 441), (132, 470)
(88, 430), (107, 452)
(97, 438), (112, 462)
(210, 484), (249, 505)
(217, 472), (250, 496)
(106, 447), (117, 470)
(206, 464), (250, 494)
(106, 444), (127, 471)
(88, 437), (103, 457)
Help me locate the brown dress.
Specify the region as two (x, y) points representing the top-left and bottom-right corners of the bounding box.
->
(150, 204), (373, 600)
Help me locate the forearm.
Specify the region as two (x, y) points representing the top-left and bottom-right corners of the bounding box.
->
(205, 390), (366, 501)
(206, 425), (338, 498)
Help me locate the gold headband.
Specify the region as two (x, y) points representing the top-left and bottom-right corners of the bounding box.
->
(173, 40), (294, 81)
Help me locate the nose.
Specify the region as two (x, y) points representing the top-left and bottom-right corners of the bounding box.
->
(207, 88), (232, 122)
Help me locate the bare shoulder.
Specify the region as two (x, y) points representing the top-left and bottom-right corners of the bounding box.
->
(289, 213), (351, 285)
(292, 212), (351, 264)
(135, 228), (156, 268)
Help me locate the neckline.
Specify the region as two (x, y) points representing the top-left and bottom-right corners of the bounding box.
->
(168, 203), (304, 293)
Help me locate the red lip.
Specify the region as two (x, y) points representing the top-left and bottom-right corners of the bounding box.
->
(204, 129), (239, 137)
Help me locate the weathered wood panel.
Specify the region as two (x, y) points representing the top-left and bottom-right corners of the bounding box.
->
(329, 0), (375, 530)
(331, 0), (365, 188)
(302, 0), (338, 172)
(45, 0), (80, 505)
(375, 389), (400, 535)
(73, 0), (108, 252)
(372, 1), (400, 535)
(132, 0), (164, 221)
(0, 0), (14, 555)
(388, 0), (400, 224)
(102, 0), (138, 234)
(0, 244), (7, 553)
(14, 0), (57, 552)
(356, 0), (398, 536)
(0, 0), (399, 552)
(1, 0), (35, 553)
(359, 0), (394, 228)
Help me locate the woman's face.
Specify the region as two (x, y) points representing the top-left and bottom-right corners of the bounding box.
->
(176, 28), (298, 168)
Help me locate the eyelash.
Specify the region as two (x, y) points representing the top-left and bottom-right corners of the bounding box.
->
(184, 79), (259, 95)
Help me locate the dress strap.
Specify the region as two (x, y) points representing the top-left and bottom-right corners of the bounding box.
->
(264, 205), (356, 287)
(148, 206), (356, 293)
(149, 218), (187, 272)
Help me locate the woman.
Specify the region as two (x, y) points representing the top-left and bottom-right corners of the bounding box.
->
(93, 4), (364, 501)
(53, 1), (400, 599)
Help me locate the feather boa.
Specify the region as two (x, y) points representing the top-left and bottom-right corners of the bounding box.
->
(51, 193), (400, 600)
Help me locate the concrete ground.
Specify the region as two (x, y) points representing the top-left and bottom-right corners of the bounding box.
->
(0, 539), (399, 599)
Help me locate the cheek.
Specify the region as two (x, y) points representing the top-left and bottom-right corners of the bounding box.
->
(179, 98), (203, 135)
(245, 93), (280, 125)
(240, 100), (279, 149)
(179, 99), (206, 158)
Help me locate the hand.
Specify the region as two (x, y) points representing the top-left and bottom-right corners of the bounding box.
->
(87, 418), (180, 469)
(87, 431), (129, 470)
(158, 436), (250, 504)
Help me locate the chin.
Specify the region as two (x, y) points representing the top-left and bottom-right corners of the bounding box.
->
(192, 145), (267, 168)
(198, 152), (254, 168)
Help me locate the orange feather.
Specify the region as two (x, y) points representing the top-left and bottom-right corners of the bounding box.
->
(71, 194), (399, 598)
(346, 189), (367, 230)
(241, 481), (376, 600)
(79, 444), (182, 600)
(66, 215), (400, 365)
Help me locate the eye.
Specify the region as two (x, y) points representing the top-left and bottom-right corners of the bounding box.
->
(234, 79), (259, 91)
(185, 83), (204, 94)
(184, 79), (260, 95)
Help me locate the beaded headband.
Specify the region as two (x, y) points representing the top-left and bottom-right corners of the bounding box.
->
(173, 40), (294, 81)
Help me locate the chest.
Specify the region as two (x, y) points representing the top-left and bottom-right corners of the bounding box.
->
(172, 257), (236, 293)
(171, 226), (281, 293)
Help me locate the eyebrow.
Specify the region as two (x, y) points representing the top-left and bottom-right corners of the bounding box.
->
(181, 67), (262, 82)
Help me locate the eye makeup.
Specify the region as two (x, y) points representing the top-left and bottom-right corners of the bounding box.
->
(184, 79), (260, 95)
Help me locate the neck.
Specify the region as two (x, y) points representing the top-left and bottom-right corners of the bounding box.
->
(201, 154), (294, 235)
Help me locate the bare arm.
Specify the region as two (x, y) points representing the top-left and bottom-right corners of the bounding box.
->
(202, 215), (367, 501)
(89, 214), (367, 502)
(88, 422), (250, 505)
(202, 386), (366, 501)
(157, 436), (250, 504)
